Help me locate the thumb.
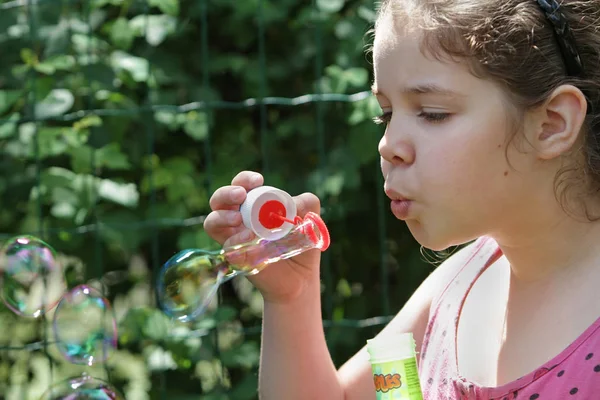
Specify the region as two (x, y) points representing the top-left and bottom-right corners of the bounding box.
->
(294, 192), (321, 217)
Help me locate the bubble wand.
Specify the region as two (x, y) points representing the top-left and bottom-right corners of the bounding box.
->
(157, 186), (331, 322)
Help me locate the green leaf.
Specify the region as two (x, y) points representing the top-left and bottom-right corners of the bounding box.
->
(97, 178), (139, 207)
(220, 342), (259, 369)
(228, 373), (259, 400)
(44, 19), (71, 57)
(20, 48), (36, 65)
(0, 113), (19, 139)
(92, 0), (124, 6)
(118, 307), (152, 345)
(34, 89), (74, 119)
(344, 67), (369, 87)
(322, 173), (345, 196)
(72, 33), (110, 55)
(317, 0), (345, 13)
(166, 175), (195, 202)
(335, 20), (354, 39)
(149, 0), (180, 16)
(50, 187), (78, 219)
(41, 167), (76, 190)
(44, 55), (76, 71)
(0, 91), (22, 115)
(130, 15), (177, 46)
(155, 111), (183, 130)
(336, 278), (352, 298)
(34, 54), (76, 75)
(358, 5), (377, 23)
(98, 143), (131, 169)
(143, 311), (172, 341)
(73, 115), (103, 132)
(69, 145), (93, 174)
(110, 17), (135, 50)
(35, 63), (56, 75)
(110, 50), (149, 82)
(37, 127), (70, 158)
(183, 111), (208, 141)
(214, 306), (237, 322)
(51, 202), (77, 219)
(164, 157), (195, 176)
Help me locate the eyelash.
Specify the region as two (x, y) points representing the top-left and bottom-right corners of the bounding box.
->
(373, 111), (451, 125)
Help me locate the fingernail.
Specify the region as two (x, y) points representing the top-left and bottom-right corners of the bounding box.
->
(231, 188), (246, 202)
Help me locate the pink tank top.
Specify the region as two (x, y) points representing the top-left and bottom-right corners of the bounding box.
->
(418, 236), (600, 400)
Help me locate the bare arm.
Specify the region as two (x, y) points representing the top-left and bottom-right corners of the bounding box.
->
(259, 275), (343, 400)
(258, 241), (476, 400)
(338, 242), (476, 399)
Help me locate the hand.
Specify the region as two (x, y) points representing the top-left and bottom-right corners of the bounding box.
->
(204, 171), (322, 304)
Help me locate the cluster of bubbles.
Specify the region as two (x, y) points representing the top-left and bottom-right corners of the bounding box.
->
(0, 235), (123, 399)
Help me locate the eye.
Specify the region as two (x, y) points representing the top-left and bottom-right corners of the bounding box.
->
(417, 111), (450, 123)
(373, 111), (392, 125)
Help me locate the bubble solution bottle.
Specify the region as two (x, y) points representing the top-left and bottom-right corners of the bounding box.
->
(366, 332), (424, 400)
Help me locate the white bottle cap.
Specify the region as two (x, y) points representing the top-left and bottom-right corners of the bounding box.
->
(239, 186), (297, 241)
(366, 332), (418, 363)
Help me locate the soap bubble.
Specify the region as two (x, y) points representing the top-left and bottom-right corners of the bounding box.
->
(53, 285), (117, 366)
(40, 375), (124, 400)
(0, 235), (65, 317)
(157, 249), (226, 322)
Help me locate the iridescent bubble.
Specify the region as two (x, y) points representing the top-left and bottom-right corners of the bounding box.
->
(157, 249), (226, 322)
(0, 235), (66, 318)
(40, 375), (124, 400)
(53, 285), (117, 366)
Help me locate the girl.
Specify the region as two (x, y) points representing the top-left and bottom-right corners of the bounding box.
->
(204, 0), (600, 398)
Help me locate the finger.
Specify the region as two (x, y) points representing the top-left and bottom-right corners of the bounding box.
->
(209, 186), (248, 211)
(203, 210), (245, 243)
(231, 171), (264, 190)
(294, 192), (321, 217)
(223, 228), (256, 267)
(223, 229), (256, 250)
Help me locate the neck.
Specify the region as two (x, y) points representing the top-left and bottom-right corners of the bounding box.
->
(493, 207), (600, 282)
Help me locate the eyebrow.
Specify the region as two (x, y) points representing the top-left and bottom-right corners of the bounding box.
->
(371, 83), (465, 98)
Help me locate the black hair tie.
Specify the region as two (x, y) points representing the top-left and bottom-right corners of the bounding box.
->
(536, 0), (584, 77)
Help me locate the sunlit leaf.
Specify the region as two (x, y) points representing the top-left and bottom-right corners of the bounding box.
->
(317, 0), (345, 13)
(183, 111), (208, 141)
(34, 89), (74, 119)
(129, 15), (177, 47)
(98, 179), (139, 207)
(110, 51), (149, 82)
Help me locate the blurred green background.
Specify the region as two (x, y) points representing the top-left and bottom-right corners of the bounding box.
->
(0, 0), (435, 398)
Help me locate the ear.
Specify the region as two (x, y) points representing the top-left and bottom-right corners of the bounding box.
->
(531, 84), (587, 160)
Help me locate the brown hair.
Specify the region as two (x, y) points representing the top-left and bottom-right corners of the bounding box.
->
(375, 0), (600, 219)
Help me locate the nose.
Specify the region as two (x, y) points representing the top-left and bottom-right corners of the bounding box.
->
(378, 125), (415, 166)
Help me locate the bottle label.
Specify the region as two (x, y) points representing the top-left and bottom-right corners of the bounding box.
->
(371, 357), (423, 400)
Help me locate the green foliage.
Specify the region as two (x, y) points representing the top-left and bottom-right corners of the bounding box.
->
(0, 0), (432, 398)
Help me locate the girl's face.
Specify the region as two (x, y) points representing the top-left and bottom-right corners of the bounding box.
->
(373, 17), (556, 251)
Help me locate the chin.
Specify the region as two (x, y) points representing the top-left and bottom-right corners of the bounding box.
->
(406, 220), (474, 252)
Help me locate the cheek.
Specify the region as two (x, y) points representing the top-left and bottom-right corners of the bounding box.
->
(418, 134), (508, 197)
